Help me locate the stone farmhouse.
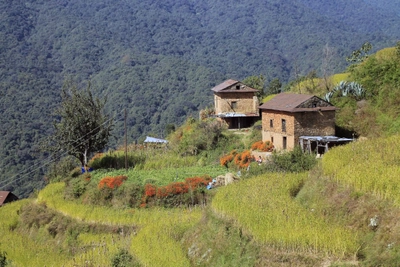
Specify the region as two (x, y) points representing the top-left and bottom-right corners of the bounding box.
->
(211, 79), (260, 129)
(259, 92), (337, 151)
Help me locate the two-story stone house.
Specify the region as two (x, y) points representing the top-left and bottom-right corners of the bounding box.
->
(211, 79), (260, 129)
(259, 92), (337, 150)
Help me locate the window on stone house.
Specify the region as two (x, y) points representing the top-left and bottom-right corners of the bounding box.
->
(271, 137), (274, 144)
(236, 85), (240, 90)
(270, 119), (273, 128)
(231, 101), (237, 109)
(282, 119), (286, 132)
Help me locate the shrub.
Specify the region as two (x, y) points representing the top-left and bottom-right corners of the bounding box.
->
(71, 178), (88, 198)
(220, 150), (253, 169)
(0, 249), (7, 267)
(220, 154), (234, 168)
(98, 176), (128, 189)
(219, 150), (237, 168)
(90, 152), (146, 170)
(169, 118), (228, 155)
(45, 156), (79, 182)
(234, 150), (252, 169)
(144, 184), (156, 197)
(271, 146), (317, 172)
(112, 183), (144, 208)
(142, 176), (211, 208)
(251, 140), (274, 152)
(111, 248), (138, 267)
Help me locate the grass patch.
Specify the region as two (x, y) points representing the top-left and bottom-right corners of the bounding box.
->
(211, 173), (359, 258)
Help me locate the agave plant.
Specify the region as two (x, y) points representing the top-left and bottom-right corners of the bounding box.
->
(324, 81), (365, 102)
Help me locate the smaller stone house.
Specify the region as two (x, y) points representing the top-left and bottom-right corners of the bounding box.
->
(259, 93), (337, 151)
(0, 191), (19, 206)
(211, 79), (260, 129)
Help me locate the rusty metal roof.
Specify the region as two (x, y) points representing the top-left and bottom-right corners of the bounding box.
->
(0, 191), (11, 205)
(259, 92), (337, 113)
(211, 79), (259, 93)
(0, 191), (18, 206)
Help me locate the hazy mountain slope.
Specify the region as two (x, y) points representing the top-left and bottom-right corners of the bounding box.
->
(1, 0), (399, 197)
(297, 0), (400, 37)
(363, 0), (400, 17)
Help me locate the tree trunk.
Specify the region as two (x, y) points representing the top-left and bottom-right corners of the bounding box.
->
(84, 149), (88, 166)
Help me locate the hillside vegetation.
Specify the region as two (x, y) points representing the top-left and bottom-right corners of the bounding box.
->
(1, 0), (400, 197)
(2, 3), (400, 265)
(2, 115), (400, 266)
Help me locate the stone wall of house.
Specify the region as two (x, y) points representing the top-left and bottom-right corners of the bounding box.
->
(294, 111), (335, 137)
(214, 92), (258, 114)
(261, 110), (296, 150)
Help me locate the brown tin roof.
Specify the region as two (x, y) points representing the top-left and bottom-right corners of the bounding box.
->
(0, 191), (18, 206)
(259, 92), (337, 113)
(211, 79), (259, 93)
(0, 191), (11, 205)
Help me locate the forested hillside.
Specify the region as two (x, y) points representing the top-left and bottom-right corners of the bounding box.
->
(1, 0), (400, 197)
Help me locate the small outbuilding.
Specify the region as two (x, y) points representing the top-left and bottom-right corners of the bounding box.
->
(299, 135), (354, 154)
(0, 191), (19, 206)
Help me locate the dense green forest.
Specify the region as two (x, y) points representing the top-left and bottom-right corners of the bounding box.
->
(1, 0), (400, 197)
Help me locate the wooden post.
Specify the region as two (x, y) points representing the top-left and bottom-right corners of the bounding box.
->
(125, 108), (128, 171)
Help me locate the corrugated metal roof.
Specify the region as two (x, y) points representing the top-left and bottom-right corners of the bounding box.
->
(144, 136), (168, 143)
(211, 79), (259, 93)
(217, 112), (259, 117)
(259, 92), (336, 112)
(299, 136), (354, 142)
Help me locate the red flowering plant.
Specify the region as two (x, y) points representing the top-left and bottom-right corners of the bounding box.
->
(141, 175), (212, 208)
(98, 175), (128, 189)
(185, 176), (212, 189)
(144, 184), (156, 197)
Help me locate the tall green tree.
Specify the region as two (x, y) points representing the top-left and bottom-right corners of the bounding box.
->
(243, 74), (266, 100)
(346, 41), (372, 63)
(266, 78), (282, 95)
(47, 81), (113, 166)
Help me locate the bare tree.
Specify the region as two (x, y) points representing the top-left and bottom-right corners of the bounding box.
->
(322, 43), (335, 92)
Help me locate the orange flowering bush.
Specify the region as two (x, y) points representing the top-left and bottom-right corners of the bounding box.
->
(251, 140), (274, 152)
(98, 175), (128, 189)
(220, 154), (234, 167)
(144, 184), (157, 197)
(141, 175), (212, 207)
(251, 141), (264, 150)
(219, 150), (238, 168)
(234, 150), (252, 168)
(156, 182), (188, 198)
(185, 176), (212, 189)
(153, 175), (212, 198)
(220, 149), (253, 169)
